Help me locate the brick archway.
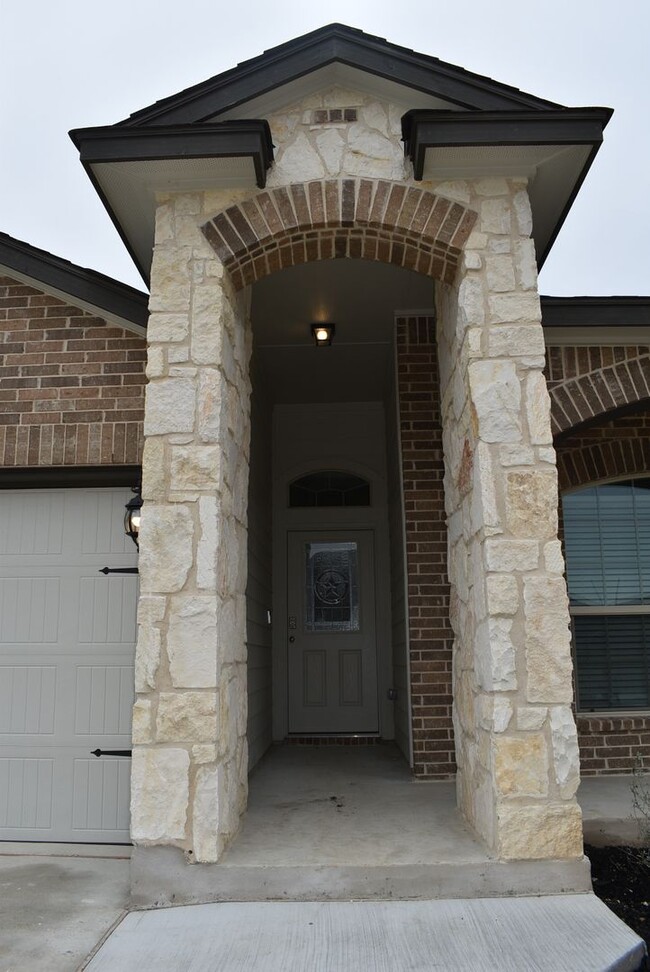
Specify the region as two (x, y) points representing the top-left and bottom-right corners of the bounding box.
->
(201, 179), (477, 290)
(549, 349), (650, 436)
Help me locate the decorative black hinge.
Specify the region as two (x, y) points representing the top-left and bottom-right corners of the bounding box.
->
(90, 749), (132, 758)
(99, 567), (139, 575)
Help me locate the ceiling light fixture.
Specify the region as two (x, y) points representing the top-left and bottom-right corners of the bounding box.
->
(311, 323), (335, 347)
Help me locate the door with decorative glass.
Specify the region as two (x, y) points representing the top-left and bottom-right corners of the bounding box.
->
(287, 531), (378, 733)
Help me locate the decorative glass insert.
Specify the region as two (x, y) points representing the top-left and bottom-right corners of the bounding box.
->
(304, 542), (359, 632)
(289, 472), (370, 508)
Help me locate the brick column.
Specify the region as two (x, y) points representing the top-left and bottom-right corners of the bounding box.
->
(437, 178), (583, 860)
(130, 192), (251, 864)
(395, 315), (455, 779)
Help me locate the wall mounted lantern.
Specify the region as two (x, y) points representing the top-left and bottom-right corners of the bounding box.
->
(124, 488), (143, 549)
(311, 323), (335, 346)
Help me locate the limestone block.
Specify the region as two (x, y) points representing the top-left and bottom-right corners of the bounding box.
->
(468, 360), (521, 443)
(524, 576), (574, 704)
(463, 251), (482, 271)
(192, 744), (217, 764)
(191, 287), (225, 365)
(198, 369), (223, 443)
(138, 505), (194, 594)
(130, 747), (189, 842)
(146, 347), (165, 379)
(475, 617), (516, 691)
(486, 574), (519, 615)
(274, 132), (325, 182)
(170, 445), (220, 491)
(147, 314), (189, 343)
(132, 699), (152, 744)
(526, 371), (554, 445)
(316, 129), (344, 175)
(513, 189), (533, 237)
(144, 379), (195, 436)
(134, 625), (161, 692)
(487, 325), (546, 358)
(505, 470), (558, 539)
(168, 346), (189, 363)
(480, 198), (511, 235)
(550, 705), (581, 796)
(499, 444), (534, 466)
(474, 177), (509, 196)
(156, 691), (217, 742)
(494, 734), (548, 797)
(137, 595), (166, 625)
(488, 238), (511, 254)
(435, 180), (471, 205)
(478, 695), (513, 733)
(515, 238), (538, 291)
(484, 538), (539, 572)
(458, 276), (485, 327)
(167, 595), (219, 688)
(141, 438), (166, 501)
(544, 540), (565, 576)
(470, 442), (500, 532)
(148, 246), (192, 314)
(360, 102), (389, 136)
(486, 255), (516, 292)
(497, 802), (583, 860)
(516, 706), (547, 731)
(192, 764), (224, 863)
(488, 293), (541, 325)
(197, 495), (219, 591)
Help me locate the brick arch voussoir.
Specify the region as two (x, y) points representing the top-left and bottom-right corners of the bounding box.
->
(550, 354), (650, 436)
(201, 179), (477, 290)
(557, 437), (650, 492)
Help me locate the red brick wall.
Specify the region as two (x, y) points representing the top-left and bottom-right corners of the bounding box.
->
(556, 398), (650, 774)
(0, 274), (146, 466)
(396, 315), (455, 780)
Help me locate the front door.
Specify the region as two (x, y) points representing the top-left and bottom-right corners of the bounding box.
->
(287, 531), (378, 733)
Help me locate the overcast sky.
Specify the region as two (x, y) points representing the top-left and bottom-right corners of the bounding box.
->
(1, 0), (647, 296)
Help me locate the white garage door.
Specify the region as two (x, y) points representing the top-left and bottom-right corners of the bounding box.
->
(0, 488), (138, 842)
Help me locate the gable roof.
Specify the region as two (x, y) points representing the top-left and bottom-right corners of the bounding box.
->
(118, 23), (562, 127)
(0, 232), (149, 333)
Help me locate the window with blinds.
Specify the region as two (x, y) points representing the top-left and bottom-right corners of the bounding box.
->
(563, 480), (650, 711)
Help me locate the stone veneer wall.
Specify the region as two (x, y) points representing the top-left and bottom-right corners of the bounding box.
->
(435, 178), (582, 859)
(395, 314), (455, 779)
(130, 198), (252, 863)
(556, 403), (650, 775)
(0, 274), (145, 465)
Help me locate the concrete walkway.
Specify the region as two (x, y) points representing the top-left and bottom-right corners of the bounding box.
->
(83, 896), (645, 972)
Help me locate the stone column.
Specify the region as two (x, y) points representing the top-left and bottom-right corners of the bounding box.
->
(437, 178), (582, 860)
(130, 192), (251, 864)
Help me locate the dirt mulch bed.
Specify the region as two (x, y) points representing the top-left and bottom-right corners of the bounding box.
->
(585, 844), (650, 957)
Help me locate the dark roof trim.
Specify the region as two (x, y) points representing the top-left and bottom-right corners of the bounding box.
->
(541, 296), (650, 327)
(402, 108), (613, 177)
(0, 232), (149, 329)
(119, 23), (562, 127)
(0, 465), (141, 490)
(70, 120), (274, 189)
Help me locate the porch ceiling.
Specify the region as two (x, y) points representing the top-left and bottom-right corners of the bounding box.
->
(252, 259), (433, 404)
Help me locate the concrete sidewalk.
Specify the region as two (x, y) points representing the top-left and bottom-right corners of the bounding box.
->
(82, 896), (645, 972)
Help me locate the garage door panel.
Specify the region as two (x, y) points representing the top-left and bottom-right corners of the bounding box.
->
(0, 488), (137, 843)
(0, 666), (56, 734)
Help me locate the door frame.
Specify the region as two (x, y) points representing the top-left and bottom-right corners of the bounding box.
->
(271, 452), (394, 741)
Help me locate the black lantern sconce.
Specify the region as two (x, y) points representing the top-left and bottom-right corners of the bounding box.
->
(124, 488), (143, 549)
(311, 323), (335, 347)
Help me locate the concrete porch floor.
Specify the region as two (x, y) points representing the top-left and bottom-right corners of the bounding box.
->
(131, 743), (592, 906)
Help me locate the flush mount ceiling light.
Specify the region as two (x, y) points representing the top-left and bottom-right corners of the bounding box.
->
(311, 323), (335, 347)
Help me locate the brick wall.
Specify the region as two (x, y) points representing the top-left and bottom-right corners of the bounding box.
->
(0, 274), (146, 466)
(395, 315), (455, 779)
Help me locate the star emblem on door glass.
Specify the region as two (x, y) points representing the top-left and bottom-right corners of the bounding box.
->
(314, 569), (348, 605)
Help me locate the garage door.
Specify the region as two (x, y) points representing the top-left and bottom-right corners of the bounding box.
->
(0, 488), (138, 842)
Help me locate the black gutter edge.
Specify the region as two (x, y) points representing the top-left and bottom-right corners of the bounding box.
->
(401, 108), (613, 176)
(0, 232), (149, 329)
(541, 296), (650, 328)
(118, 24), (562, 127)
(0, 465), (142, 490)
(402, 108), (613, 270)
(69, 121), (274, 189)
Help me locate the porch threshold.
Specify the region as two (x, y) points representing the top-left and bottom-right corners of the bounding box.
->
(130, 745), (591, 908)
